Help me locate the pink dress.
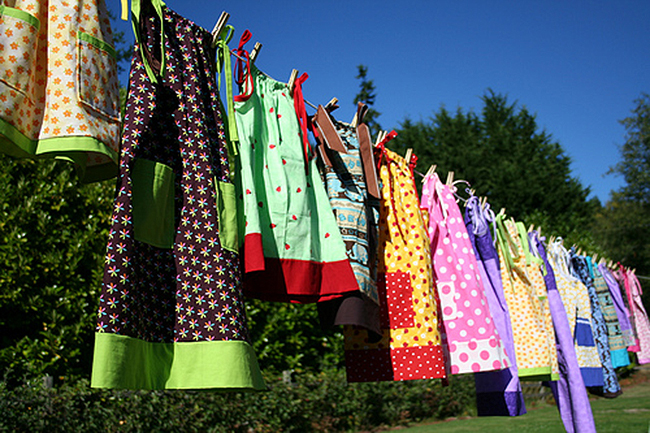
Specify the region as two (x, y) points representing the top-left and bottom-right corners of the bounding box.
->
(421, 173), (509, 374)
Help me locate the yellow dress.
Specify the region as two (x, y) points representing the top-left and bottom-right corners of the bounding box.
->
(344, 145), (446, 382)
(496, 215), (557, 380)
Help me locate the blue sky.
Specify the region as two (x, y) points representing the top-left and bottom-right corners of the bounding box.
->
(111, 1), (650, 203)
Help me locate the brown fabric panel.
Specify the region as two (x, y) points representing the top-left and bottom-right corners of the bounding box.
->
(318, 292), (382, 342)
(357, 123), (380, 198)
(314, 105), (347, 153)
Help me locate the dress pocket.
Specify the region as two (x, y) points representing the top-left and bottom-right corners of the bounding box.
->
(215, 180), (239, 253)
(132, 158), (176, 249)
(77, 31), (120, 121)
(0, 5), (40, 100)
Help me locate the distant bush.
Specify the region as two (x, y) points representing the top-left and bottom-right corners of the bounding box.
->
(0, 370), (476, 432)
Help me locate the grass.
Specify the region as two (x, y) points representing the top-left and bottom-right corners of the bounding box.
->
(393, 366), (650, 433)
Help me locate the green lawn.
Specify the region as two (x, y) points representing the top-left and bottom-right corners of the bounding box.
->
(397, 370), (650, 433)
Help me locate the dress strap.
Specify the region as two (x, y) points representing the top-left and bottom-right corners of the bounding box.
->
(292, 72), (312, 172)
(130, 0), (166, 84)
(233, 30), (254, 102)
(215, 24), (239, 153)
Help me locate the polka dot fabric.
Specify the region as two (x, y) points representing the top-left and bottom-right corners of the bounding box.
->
(421, 174), (509, 374)
(496, 216), (557, 379)
(344, 147), (446, 382)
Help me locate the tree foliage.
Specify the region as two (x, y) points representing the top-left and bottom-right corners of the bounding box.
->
(353, 65), (382, 138)
(0, 156), (114, 383)
(610, 93), (650, 206)
(593, 93), (650, 307)
(392, 90), (598, 246)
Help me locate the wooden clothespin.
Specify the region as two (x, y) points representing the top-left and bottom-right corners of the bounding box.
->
(324, 97), (339, 112)
(405, 148), (413, 163)
(375, 130), (387, 147)
(592, 253), (599, 263)
(422, 164), (437, 182)
(528, 224), (534, 233)
(480, 196), (487, 207)
(211, 11), (230, 47)
(288, 69), (299, 92)
(250, 42), (262, 62)
(446, 171), (454, 186)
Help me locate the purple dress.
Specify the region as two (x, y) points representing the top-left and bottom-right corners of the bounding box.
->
(599, 264), (636, 348)
(530, 233), (596, 433)
(465, 197), (525, 416)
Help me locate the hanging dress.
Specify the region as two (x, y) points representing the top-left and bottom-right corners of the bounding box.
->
(495, 214), (557, 380)
(91, 0), (264, 390)
(546, 240), (603, 388)
(421, 174), (509, 375)
(344, 142), (446, 382)
(0, 0), (120, 182)
(571, 252), (621, 397)
(465, 196), (525, 417)
(615, 265), (641, 352)
(529, 232), (596, 433)
(622, 268), (650, 364)
(588, 258), (629, 368)
(233, 59), (358, 303)
(600, 264), (636, 349)
(314, 103), (382, 337)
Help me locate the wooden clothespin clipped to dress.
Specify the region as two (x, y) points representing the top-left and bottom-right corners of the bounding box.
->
(375, 130), (387, 147)
(324, 97), (339, 113)
(446, 171), (454, 186)
(422, 164), (437, 182)
(288, 69), (299, 92)
(250, 42), (262, 63)
(405, 148), (413, 163)
(211, 11), (230, 47)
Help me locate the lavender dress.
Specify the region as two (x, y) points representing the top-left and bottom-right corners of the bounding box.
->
(530, 233), (595, 433)
(465, 197), (525, 416)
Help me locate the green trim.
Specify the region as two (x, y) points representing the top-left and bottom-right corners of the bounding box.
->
(130, 0), (166, 84)
(0, 5), (40, 30)
(91, 332), (266, 390)
(0, 117), (38, 155)
(0, 118), (118, 182)
(517, 366), (553, 381)
(78, 31), (117, 59)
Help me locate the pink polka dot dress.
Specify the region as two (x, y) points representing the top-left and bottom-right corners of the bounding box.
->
(421, 173), (510, 374)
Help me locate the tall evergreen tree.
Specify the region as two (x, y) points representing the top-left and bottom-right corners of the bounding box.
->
(593, 93), (650, 307)
(353, 65), (382, 138)
(392, 90), (597, 246)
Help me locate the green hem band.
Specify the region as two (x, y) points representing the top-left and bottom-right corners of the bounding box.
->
(518, 366), (555, 382)
(91, 332), (266, 391)
(0, 118), (118, 182)
(0, 5), (41, 29)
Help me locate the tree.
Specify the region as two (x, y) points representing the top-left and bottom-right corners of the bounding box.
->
(610, 93), (650, 206)
(353, 65), (382, 138)
(593, 93), (650, 307)
(0, 156), (114, 384)
(392, 90), (598, 247)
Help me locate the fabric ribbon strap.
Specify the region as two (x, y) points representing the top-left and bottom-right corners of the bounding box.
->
(292, 72), (312, 172)
(215, 25), (239, 153)
(234, 29), (253, 101)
